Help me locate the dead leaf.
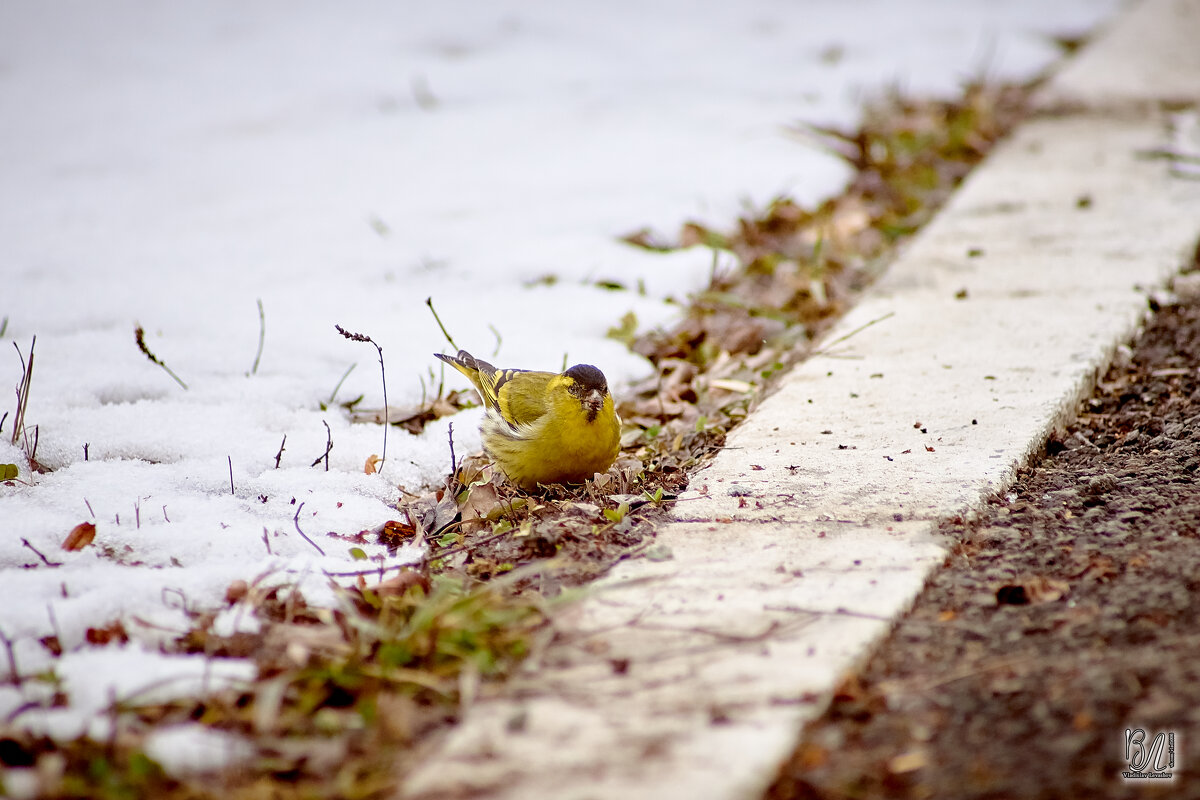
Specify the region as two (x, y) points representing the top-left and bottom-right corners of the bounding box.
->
(350, 389), (476, 434)
(404, 493), (458, 537)
(828, 196), (873, 243)
(460, 482), (503, 523)
(364, 454), (381, 474)
(888, 749), (928, 774)
(1071, 555), (1118, 583)
(366, 570), (430, 598)
(62, 522), (96, 551)
(225, 580), (250, 604)
(376, 519), (418, 547)
(86, 621), (128, 646)
(996, 575), (1069, 605)
(708, 378), (754, 393)
(794, 742), (829, 769)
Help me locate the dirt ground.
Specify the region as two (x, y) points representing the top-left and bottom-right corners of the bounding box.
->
(766, 286), (1200, 799)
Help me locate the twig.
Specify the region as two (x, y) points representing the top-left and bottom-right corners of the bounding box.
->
(448, 422), (457, 485)
(274, 434), (287, 468)
(249, 298), (265, 376)
(310, 421), (333, 470)
(335, 325), (387, 471)
(0, 629), (21, 686)
(105, 687), (119, 758)
(318, 522), (512, 579)
(915, 653), (1041, 694)
(83, 443), (89, 461)
(134, 498), (141, 529)
(430, 526), (513, 563)
(261, 527), (273, 555)
(161, 587), (189, 612)
(84, 498), (95, 519)
(0, 411), (7, 435)
(811, 312), (895, 357)
(762, 604), (893, 622)
(21, 538), (61, 568)
(46, 604), (61, 646)
(0, 317), (7, 337)
(134, 326), (187, 390)
(422, 517), (467, 545)
(629, 619), (785, 644)
(321, 561), (417, 579)
(425, 297), (458, 351)
(227, 456), (235, 495)
(162, 505), (170, 523)
(292, 502), (326, 556)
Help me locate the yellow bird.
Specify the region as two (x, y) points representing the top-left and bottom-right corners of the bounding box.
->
(435, 350), (621, 490)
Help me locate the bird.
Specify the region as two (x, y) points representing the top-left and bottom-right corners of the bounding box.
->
(434, 349), (621, 490)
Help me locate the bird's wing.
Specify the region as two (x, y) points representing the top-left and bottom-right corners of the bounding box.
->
(494, 370), (555, 428)
(434, 351), (551, 428)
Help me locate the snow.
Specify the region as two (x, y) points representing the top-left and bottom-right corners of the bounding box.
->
(1, 644), (256, 741)
(144, 724), (256, 777)
(0, 0), (1121, 765)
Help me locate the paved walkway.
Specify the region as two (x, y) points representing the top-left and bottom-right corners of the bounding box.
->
(402, 1), (1200, 797)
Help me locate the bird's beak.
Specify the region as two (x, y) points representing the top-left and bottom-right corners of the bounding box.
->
(584, 389), (604, 421)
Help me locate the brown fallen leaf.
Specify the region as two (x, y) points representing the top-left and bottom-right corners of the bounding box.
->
(1071, 554), (1118, 583)
(460, 482), (503, 524)
(365, 570), (430, 599)
(86, 621), (129, 646)
(62, 522), (96, 551)
(995, 575), (1069, 605)
(225, 580), (250, 604)
(364, 454), (381, 474)
(376, 518), (418, 547)
(888, 749), (929, 774)
(351, 390), (476, 435)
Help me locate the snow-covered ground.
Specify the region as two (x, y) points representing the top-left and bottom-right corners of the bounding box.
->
(0, 1), (1120, 743)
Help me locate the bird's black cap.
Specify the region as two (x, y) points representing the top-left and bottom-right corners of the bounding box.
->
(564, 364), (608, 395)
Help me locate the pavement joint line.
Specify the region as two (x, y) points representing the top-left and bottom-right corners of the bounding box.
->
(400, 2), (1200, 798)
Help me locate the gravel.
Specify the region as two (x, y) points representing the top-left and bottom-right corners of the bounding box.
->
(766, 291), (1200, 800)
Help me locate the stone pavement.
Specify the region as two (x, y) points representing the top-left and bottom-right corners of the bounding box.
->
(400, 1), (1200, 797)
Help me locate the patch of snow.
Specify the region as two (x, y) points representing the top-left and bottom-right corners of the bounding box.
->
(0, 0), (1121, 742)
(10, 644), (255, 741)
(144, 724), (257, 777)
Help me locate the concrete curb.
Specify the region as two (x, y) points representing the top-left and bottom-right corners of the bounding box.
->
(401, 2), (1200, 797)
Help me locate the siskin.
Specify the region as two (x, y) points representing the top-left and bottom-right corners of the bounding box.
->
(435, 349), (621, 490)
